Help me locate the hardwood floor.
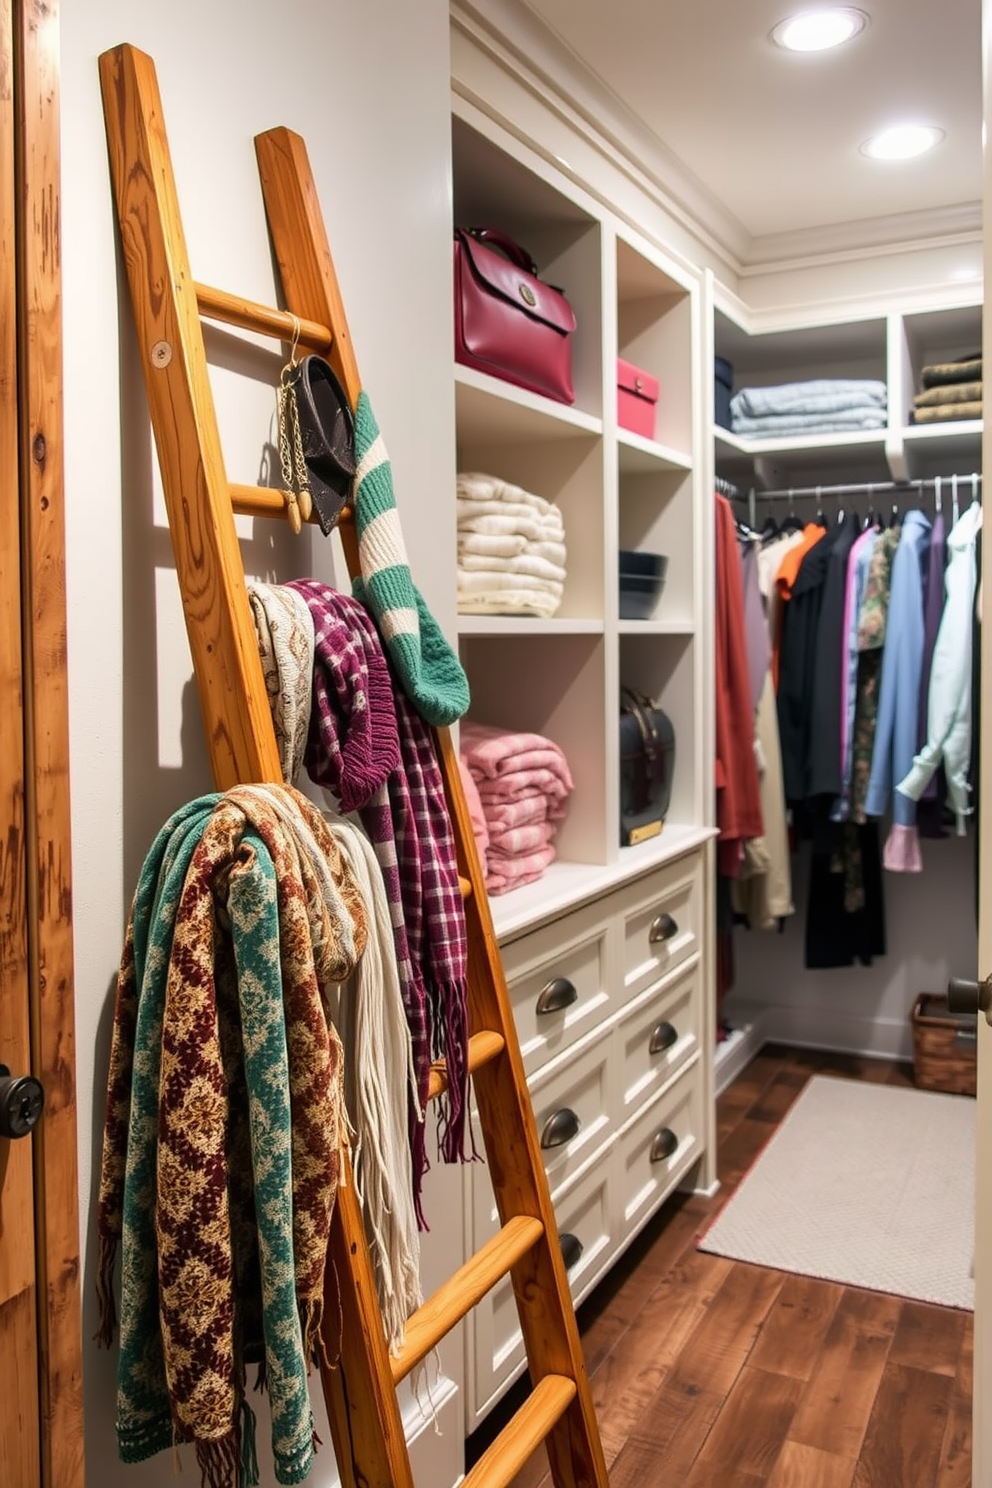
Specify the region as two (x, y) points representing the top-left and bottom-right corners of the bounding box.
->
(466, 1044), (973, 1488)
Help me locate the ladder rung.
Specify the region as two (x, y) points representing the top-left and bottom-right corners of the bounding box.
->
(195, 281), (332, 352)
(427, 1028), (504, 1102)
(390, 1214), (543, 1384)
(462, 1375), (578, 1488)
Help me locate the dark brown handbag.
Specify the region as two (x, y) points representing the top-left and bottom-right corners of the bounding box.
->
(620, 687), (675, 846)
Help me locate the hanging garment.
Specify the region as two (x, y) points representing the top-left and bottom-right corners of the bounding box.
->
(806, 512), (863, 800)
(777, 520), (844, 803)
(715, 494), (764, 874)
(96, 788), (366, 1487)
(833, 525), (878, 821)
(740, 538), (771, 710)
(864, 511), (932, 870)
(730, 668), (794, 928)
(805, 819), (886, 969)
(897, 501), (983, 834)
(850, 526), (901, 824)
(769, 522), (826, 688)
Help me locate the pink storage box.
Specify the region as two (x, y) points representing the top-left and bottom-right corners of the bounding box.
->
(617, 357), (659, 439)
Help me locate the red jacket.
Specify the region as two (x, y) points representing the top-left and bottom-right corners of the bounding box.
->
(714, 495), (764, 874)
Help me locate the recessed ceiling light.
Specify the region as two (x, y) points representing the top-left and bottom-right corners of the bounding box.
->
(860, 124), (944, 161)
(771, 8), (868, 52)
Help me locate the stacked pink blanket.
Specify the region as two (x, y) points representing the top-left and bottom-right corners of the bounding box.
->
(459, 721), (574, 895)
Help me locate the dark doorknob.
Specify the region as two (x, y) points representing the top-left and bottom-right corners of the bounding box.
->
(0, 1064), (45, 1139)
(947, 977), (992, 1026)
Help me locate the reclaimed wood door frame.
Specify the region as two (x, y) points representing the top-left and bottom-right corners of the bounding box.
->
(0, 1), (85, 1484)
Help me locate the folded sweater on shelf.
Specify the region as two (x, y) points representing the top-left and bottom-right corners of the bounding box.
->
(462, 720), (574, 786)
(457, 529), (568, 567)
(487, 819), (557, 857)
(458, 504), (566, 543)
(921, 355), (982, 389)
(730, 407), (888, 438)
(730, 378), (887, 421)
(458, 550), (567, 584)
(484, 790), (565, 832)
(458, 471), (559, 517)
(913, 379), (983, 409)
(486, 842), (558, 896)
(910, 401), (983, 425)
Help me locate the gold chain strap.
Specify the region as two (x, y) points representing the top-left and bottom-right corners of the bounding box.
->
(275, 315), (312, 535)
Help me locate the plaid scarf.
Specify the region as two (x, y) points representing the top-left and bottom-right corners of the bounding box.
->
(291, 581), (470, 1212)
(96, 788), (364, 1487)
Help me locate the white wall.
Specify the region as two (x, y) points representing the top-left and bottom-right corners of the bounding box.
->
(60, 3), (462, 1483)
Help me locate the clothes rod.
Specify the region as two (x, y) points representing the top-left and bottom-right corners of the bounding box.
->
(732, 474), (982, 503)
(730, 473), (981, 534)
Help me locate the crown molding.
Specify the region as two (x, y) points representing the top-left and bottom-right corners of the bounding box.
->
(743, 202), (982, 276)
(451, 0), (982, 286)
(450, 0), (750, 276)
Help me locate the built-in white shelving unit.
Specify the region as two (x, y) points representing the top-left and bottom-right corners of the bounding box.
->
(451, 99), (716, 1432)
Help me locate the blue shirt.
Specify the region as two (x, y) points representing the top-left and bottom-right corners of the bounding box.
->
(864, 510), (931, 826)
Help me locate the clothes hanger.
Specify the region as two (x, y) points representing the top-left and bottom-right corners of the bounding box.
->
(971, 472), (979, 510)
(780, 487), (803, 535)
(814, 485), (828, 529)
(951, 472), (959, 526)
(934, 474), (942, 518)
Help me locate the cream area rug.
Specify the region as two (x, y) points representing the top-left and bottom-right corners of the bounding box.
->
(699, 1075), (976, 1310)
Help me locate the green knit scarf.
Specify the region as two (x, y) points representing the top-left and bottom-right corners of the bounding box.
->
(351, 391), (470, 727)
(96, 790), (363, 1487)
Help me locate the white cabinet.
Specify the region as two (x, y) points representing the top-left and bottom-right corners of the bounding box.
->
(464, 852), (711, 1429)
(449, 100), (716, 1434)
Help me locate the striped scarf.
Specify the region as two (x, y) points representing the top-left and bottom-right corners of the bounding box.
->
(292, 581), (470, 1213)
(350, 391), (470, 727)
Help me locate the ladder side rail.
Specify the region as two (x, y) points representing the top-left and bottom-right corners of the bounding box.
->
(99, 44), (281, 790)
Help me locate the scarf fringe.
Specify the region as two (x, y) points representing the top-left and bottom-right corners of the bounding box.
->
(94, 1235), (118, 1346)
(300, 1295), (326, 1370)
(436, 976), (470, 1165)
(194, 1430), (241, 1488)
(239, 1398), (260, 1487)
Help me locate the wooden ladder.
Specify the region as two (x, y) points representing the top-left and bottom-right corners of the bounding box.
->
(99, 43), (609, 1488)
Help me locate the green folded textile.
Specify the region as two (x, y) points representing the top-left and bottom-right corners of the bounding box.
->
(913, 380), (983, 409)
(920, 356), (982, 390)
(910, 400), (983, 424)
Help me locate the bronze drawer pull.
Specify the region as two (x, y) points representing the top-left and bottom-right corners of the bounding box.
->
(649, 1021), (679, 1055)
(541, 1107), (581, 1149)
(650, 1128), (679, 1163)
(560, 1232), (584, 1271)
(536, 975), (578, 1016)
(649, 912), (678, 945)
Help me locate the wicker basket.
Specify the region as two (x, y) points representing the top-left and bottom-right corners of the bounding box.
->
(911, 993), (977, 1097)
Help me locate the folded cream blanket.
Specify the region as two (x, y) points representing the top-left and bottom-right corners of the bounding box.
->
(458, 471), (558, 514)
(459, 551), (567, 584)
(458, 530), (568, 566)
(457, 501), (565, 541)
(457, 589), (563, 618)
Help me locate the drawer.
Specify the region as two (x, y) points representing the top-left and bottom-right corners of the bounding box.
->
(467, 1149), (617, 1426)
(617, 958), (701, 1123)
(616, 854), (701, 1002)
(473, 1032), (615, 1254)
(617, 1061), (703, 1238)
(530, 1032), (616, 1199)
(502, 911), (612, 1080)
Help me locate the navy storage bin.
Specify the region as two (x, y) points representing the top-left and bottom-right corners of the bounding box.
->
(715, 355), (734, 430)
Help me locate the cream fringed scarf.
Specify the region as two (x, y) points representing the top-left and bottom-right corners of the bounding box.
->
(96, 787), (366, 1487)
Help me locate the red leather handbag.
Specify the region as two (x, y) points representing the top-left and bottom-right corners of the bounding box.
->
(453, 228), (577, 404)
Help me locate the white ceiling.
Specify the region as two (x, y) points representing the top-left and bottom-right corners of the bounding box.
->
(521, 0), (982, 242)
